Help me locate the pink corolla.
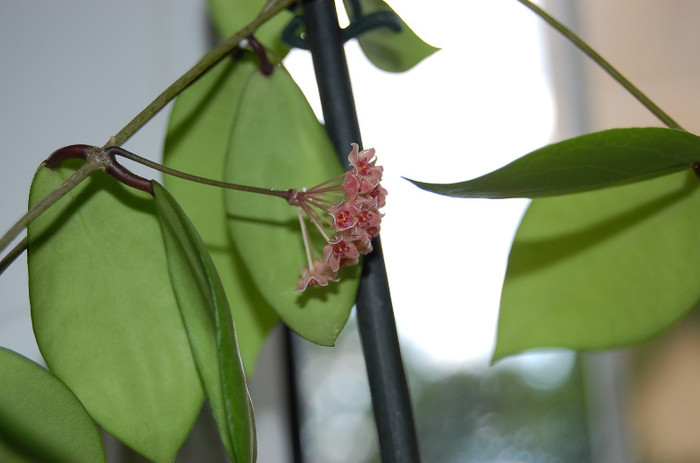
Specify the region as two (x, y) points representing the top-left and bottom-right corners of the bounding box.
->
(330, 200), (359, 231)
(289, 144), (387, 291)
(296, 259), (338, 291)
(323, 235), (360, 273)
(348, 143), (383, 186)
(341, 143), (384, 201)
(369, 184), (388, 209)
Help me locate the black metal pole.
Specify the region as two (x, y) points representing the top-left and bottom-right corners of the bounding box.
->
(284, 328), (305, 463)
(300, 1), (421, 462)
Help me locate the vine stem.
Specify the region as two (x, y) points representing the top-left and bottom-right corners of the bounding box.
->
(108, 0), (294, 147)
(517, 0), (683, 130)
(0, 237), (27, 276)
(0, 159), (102, 256)
(109, 147), (290, 199)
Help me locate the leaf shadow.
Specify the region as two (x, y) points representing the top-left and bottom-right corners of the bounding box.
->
(508, 173), (699, 277)
(295, 276), (342, 308)
(225, 212), (297, 232)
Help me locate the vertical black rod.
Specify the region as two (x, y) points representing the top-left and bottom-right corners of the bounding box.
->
(284, 328), (305, 463)
(300, 1), (421, 462)
(300, 0), (361, 164)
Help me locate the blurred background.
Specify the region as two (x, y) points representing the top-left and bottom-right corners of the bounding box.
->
(2, 1), (700, 462)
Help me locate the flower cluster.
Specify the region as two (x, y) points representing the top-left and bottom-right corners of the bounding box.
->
(289, 144), (387, 291)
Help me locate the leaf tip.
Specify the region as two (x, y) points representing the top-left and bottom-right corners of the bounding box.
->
(403, 176), (453, 196)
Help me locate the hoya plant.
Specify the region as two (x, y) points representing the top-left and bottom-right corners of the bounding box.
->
(1, 0), (698, 462)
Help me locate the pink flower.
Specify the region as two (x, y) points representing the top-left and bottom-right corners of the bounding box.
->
(296, 260), (338, 291)
(322, 235), (360, 272)
(330, 200), (359, 232)
(341, 171), (362, 201)
(352, 232), (374, 254)
(368, 184), (388, 209)
(348, 206), (380, 248)
(356, 207), (381, 230)
(341, 144), (384, 200)
(348, 143), (383, 187)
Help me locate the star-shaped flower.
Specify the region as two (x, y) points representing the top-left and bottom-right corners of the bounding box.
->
(322, 235), (360, 273)
(296, 259), (339, 291)
(342, 143), (384, 201)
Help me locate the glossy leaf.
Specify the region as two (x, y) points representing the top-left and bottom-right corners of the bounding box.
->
(206, 0), (293, 60)
(0, 347), (105, 463)
(224, 66), (360, 346)
(164, 54), (278, 377)
(410, 128), (700, 198)
(344, 0), (439, 72)
(494, 170), (700, 361)
(153, 182), (255, 463)
(27, 162), (203, 463)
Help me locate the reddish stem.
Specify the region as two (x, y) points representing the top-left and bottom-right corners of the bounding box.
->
(44, 144), (91, 169)
(247, 35), (273, 75)
(106, 156), (154, 196)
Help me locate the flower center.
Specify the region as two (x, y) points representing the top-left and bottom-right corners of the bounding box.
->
(357, 161), (372, 176)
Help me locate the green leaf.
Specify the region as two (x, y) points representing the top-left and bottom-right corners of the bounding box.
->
(493, 170), (700, 361)
(344, 0), (439, 72)
(27, 162), (203, 463)
(410, 128), (700, 198)
(164, 54), (278, 377)
(224, 66), (360, 346)
(153, 182), (255, 463)
(0, 347), (106, 463)
(206, 0), (293, 60)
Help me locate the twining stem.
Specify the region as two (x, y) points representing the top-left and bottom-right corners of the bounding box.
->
(517, 0), (683, 130)
(108, 0), (294, 147)
(108, 147), (290, 199)
(0, 160), (102, 256)
(246, 35), (274, 76)
(0, 237), (27, 276)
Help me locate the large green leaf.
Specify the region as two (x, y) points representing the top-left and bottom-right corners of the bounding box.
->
(494, 170), (700, 361)
(27, 162), (203, 463)
(206, 0), (293, 60)
(344, 0), (438, 72)
(224, 66), (360, 346)
(153, 182), (255, 463)
(410, 128), (700, 198)
(0, 347), (105, 463)
(164, 54), (278, 377)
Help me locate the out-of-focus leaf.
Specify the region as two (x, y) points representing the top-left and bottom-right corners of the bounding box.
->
(27, 162), (202, 463)
(153, 182), (255, 463)
(494, 170), (700, 361)
(0, 347), (106, 463)
(206, 0), (293, 60)
(410, 128), (700, 198)
(343, 0), (438, 72)
(164, 54), (278, 377)
(224, 66), (360, 346)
